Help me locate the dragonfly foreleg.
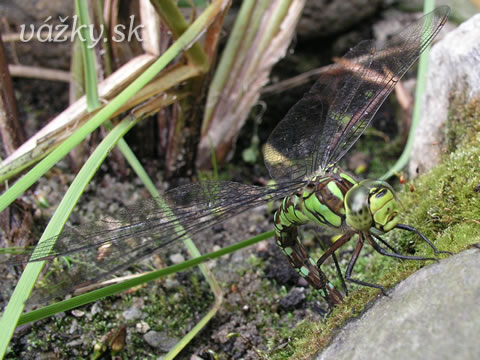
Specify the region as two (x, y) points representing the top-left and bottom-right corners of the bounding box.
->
(369, 233), (437, 262)
(345, 233), (388, 296)
(395, 224), (452, 255)
(370, 234), (400, 254)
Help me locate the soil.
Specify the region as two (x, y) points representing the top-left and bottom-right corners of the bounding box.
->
(2, 165), (339, 359)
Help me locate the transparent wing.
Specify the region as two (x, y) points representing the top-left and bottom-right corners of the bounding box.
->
(320, 6), (449, 169)
(264, 6), (449, 180)
(264, 40), (375, 180)
(3, 180), (304, 301)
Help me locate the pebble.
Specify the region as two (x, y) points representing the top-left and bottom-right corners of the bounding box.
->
(136, 320), (151, 334)
(71, 309), (85, 318)
(122, 306), (143, 321)
(278, 287), (306, 310)
(169, 253), (185, 264)
(143, 331), (178, 352)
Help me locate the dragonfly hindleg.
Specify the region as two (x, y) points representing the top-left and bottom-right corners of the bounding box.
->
(331, 252), (348, 296)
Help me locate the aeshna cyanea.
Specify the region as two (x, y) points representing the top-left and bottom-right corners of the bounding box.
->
(3, 6), (451, 310)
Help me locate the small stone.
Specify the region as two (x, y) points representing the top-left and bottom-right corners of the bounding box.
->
(212, 223), (224, 233)
(143, 331), (178, 352)
(90, 302), (102, 316)
(54, 312), (66, 320)
(69, 319), (79, 334)
(169, 253), (185, 264)
(278, 287), (306, 310)
(66, 339), (83, 347)
(122, 306), (143, 321)
(136, 320), (151, 334)
(71, 309), (85, 318)
(164, 278), (180, 290)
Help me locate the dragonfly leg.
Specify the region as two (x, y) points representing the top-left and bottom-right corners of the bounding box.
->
(345, 233), (388, 296)
(370, 234), (399, 254)
(331, 252), (348, 296)
(315, 232), (354, 296)
(369, 233), (437, 262)
(395, 224), (452, 255)
(316, 232), (353, 268)
(274, 223), (343, 307)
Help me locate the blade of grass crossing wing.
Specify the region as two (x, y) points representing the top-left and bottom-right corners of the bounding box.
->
(115, 136), (223, 358)
(0, 116), (140, 358)
(381, 0), (438, 180)
(16, 231), (273, 326)
(0, 0), (226, 211)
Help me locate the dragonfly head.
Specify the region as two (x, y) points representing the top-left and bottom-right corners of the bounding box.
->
(345, 180), (399, 232)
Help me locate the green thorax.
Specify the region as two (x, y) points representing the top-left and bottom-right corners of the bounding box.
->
(274, 167), (400, 234)
(274, 167), (357, 231)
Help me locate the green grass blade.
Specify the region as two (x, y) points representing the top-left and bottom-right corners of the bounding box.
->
(75, 0), (100, 110)
(0, 0), (226, 213)
(114, 137), (224, 357)
(381, 0), (437, 180)
(16, 231), (274, 326)
(0, 116), (140, 358)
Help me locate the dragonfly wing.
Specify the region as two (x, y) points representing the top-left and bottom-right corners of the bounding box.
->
(320, 6), (450, 169)
(264, 6), (449, 180)
(263, 52), (372, 181)
(5, 180), (304, 302)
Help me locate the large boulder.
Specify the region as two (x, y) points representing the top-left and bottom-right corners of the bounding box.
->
(317, 248), (480, 360)
(409, 13), (480, 176)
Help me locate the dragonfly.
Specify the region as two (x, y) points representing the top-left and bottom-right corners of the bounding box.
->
(3, 6), (450, 308)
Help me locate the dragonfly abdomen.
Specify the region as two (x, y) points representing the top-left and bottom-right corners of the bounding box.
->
(272, 211), (344, 306)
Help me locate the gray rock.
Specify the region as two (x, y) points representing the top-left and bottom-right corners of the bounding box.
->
(143, 331), (179, 352)
(297, 0), (383, 39)
(316, 248), (480, 360)
(410, 14), (480, 176)
(122, 306), (143, 321)
(279, 287), (306, 310)
(396, 0), (479, 22)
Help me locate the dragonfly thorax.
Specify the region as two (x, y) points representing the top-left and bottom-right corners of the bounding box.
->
(345, 179), (399, 232)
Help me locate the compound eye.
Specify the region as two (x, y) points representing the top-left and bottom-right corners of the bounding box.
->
(345, 185), (372, 231)
(346, 185), (368, 213)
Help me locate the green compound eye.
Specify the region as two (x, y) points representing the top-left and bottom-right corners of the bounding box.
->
(345, 180), (400, 232)
(345, 183), (373, 230)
